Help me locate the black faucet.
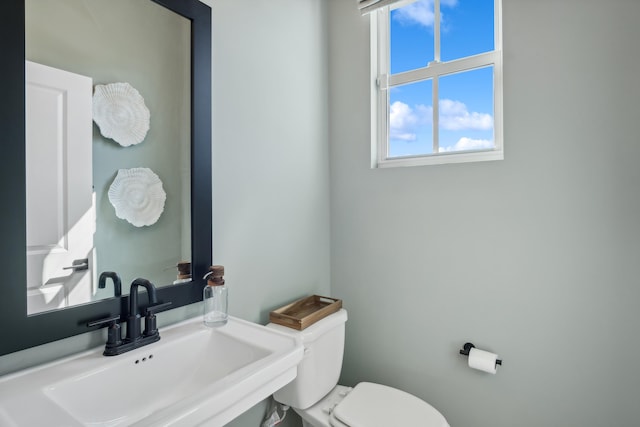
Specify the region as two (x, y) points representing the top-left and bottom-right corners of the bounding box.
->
(126, 278), (158, 341)
(98, 271), (122, 297)
(87, 278), (171, 356)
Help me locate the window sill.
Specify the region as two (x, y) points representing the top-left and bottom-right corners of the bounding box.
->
(374, 149), (503, 168)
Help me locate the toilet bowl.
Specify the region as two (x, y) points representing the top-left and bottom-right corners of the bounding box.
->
(295, 383), (448, 427)
(267, 309), (449, 427)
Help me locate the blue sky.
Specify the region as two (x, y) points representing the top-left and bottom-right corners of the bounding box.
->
(388, 0), (495, 157)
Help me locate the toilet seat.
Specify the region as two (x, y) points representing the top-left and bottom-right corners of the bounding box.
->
(328, 382), (449, 427)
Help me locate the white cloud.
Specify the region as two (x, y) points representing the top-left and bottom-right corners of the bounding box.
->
(390, 101), (419, 141)
(439, 99), (493, 131)
(393, 0), (458, 28)
(390, 98), (491, 142)
(390, 101), (417, 129)
(394, 0), (435, 27)
(439, 137), (494, 152)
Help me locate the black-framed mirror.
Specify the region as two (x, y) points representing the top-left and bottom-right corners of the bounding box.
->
(0, 0), (212, 357)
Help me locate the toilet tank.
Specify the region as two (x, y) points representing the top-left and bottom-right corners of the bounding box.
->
(267, 309), (348, 410)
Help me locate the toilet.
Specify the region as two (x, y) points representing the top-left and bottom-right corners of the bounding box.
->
(267, 309), (449, 427)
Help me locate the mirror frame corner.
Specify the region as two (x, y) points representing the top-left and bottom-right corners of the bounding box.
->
(0, 0), (212, 357)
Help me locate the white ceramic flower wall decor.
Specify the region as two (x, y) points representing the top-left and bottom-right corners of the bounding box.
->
(108, 167), (166, 227)
(93, 82), (150, 147)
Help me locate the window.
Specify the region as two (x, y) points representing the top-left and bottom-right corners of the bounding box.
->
(370, 0), (503, 167)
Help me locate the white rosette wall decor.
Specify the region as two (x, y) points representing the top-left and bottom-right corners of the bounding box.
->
(108, 168), (166, 227)
(93, 82), (150, 147)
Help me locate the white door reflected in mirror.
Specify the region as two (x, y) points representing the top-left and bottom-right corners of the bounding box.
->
(25, 61), (96, 315)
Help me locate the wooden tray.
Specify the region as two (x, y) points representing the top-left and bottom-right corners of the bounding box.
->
(269, 295), (342, 330)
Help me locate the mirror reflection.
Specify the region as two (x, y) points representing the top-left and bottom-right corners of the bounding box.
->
(25, 0), (192, 314)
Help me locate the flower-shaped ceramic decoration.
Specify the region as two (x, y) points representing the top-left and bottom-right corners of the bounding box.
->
(93, 82), (150, 147)
(108, 168), (166, 227)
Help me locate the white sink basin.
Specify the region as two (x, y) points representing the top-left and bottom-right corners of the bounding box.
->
(0, 316), (303, 426)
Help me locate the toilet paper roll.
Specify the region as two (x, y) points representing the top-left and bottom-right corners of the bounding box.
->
(468, 348), (499, 374)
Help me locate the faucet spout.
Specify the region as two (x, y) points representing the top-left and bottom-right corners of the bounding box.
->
(98, 272), (122, 297)
(127, 278), (158, 342)
(130, 278), (158, 309)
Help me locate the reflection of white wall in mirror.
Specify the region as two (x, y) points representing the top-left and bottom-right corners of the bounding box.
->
(26, 284), (66, 314)
(25, 61), (96, 315)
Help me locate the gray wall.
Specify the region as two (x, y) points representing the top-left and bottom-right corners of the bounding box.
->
(208, 0), (330, 325)
(208, 0), (330, 424)
(328, 1), (640, 426)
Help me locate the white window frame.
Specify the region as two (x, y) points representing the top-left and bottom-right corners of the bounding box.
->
(371, 0), (503, 168)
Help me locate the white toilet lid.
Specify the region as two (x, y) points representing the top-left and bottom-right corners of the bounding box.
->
(330, 382), (449, 427)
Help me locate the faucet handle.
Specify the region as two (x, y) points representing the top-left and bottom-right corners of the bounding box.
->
(145, 301), (172, 315)
(87, 315), (121, 328)
(142, 302), (172, 337)
(87, 315), (123, 350)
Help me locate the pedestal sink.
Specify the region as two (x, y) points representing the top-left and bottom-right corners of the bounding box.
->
(0, 316), (303, 426)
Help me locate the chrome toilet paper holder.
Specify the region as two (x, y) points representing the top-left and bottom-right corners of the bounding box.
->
(459, 342), (502, 366)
